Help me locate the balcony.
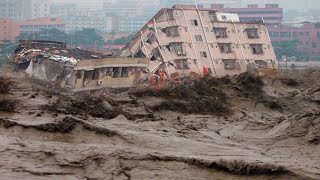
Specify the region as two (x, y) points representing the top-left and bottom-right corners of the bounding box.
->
(213, 28), (228, 38)
(218, 43), (232, 53)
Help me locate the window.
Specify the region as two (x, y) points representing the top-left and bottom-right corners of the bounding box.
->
(250, 44), (264, 54)
(121, 67), (129, 78)
(222, 59), (237, 69)
(318, 32), (320, 39)
(306, 32), (310, 36)
(254, 60), (268, 68)
(270, 32), (279, 37)
(312, 42), (317, 48)
(167, 10), (175, 20)
(168, 43), (185, 56)
(92, 69), (100, 80)
(106, 67), (113, 76)
(293, 32), (297, 38)
(299, 32), (304, 36)
(174, 59), (189, 69)
(246, 28), (259, 38)
(76, 71), (82, 79)
(200, 51), (207, 58)
(218, 43), (232, 53)
(280, 32), (290, 37)
(112, 67), (121, 78)
(195, 35), (203, 42)
(163, 26), (179, 37)
(191, 19), (198, 26)
(213, 28), (227, 38)
(84, 70), (94, 80)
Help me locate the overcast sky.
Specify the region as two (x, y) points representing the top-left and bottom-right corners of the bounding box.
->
(48, 0), (320, 11)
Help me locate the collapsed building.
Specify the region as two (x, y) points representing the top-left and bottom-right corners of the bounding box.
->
(118, 5), (277, 79)
(10, 40), (149, 92)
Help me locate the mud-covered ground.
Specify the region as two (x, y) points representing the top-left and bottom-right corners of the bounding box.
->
(0, 65), (319, 180)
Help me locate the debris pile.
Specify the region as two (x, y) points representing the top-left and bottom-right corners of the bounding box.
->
(0, 77), (12, 94)
(9, 40), (150, 92)
(134, 76), (232, 115)
(43, 95), (120, 119)
(11, 40), (108, 66)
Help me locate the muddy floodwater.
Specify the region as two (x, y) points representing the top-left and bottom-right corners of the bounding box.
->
(0, 66), (319, 180)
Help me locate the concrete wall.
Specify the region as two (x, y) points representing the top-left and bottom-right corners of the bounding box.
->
(72, 57), (150, 91)
(140, 8), (276, 78)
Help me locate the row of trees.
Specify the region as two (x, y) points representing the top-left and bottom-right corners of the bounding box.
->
(272, 40), (320, 61)
(16, 28), (106, 49)
(15, 28), (135, 49)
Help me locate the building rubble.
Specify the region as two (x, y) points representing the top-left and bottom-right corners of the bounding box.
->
(10, 40), (149, 92)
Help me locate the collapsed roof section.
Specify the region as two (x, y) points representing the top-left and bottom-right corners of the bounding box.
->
(118, 5), (277, 79)
(11, 40), (150, 92)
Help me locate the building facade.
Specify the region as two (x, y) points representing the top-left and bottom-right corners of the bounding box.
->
(19, 17), (65, 34)
(50, 3), (112, 32)
(211, 4), (283, 27)
(0, 18), (20, 43)
(0, 17), (65, 44)
(119, 5), (277, 78)
(0, 0), (50, 21)
(103, 0), (160, 33)
(27, 0), (50, 20)
(0, 0), (28, 21)
(269, 23), (320, 55)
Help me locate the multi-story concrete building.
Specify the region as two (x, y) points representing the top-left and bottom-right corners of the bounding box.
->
(119, 5), (277, 78)
(211, 4), (283, 27)
(269, 23), (320, 55)
(118, 16), (149, 33)
(27, 0), (50, 20)
(0, 0), (49, 21)
(50, 3), (77, 19)
(103, 0), (160, 33)
(0, 17), (65, 44)
(50, 3), (112, 33)
(0, 18), (20, 44)
(0, 0), (28, 21)
(19, 17), (65, 34)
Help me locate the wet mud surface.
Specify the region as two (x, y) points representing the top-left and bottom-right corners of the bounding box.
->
(0, 66), (319, 180)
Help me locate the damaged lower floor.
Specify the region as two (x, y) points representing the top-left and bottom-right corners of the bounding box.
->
(26, 57), (149, 92)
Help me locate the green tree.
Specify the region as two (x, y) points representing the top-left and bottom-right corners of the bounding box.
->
(113, 34), (134, 45)
(272, 40), (298, 58)
(16, 28), (69, 43)
(71, 28), (104, 49)
(0, 43), (17, 58)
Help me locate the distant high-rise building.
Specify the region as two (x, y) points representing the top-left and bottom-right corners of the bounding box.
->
(50, 3), (112, 33)
(212, 3), (283, 27)
(0, 0), (49, 21)
(160, 0), (194, 8)
(27, 0), (50, 20)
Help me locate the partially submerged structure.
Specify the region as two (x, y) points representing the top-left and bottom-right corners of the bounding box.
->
(118, 5), (277, 79)
(11, 40), (149, 92)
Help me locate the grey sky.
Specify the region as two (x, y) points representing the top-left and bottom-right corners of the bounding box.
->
(48, 0), (320, 11)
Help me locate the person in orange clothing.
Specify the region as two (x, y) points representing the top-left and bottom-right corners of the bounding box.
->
(150, 74), (156, 85)
(159, 70), (165, 84)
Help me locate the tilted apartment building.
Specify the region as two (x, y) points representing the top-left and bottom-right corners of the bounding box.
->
(119, 5), (277, 78)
